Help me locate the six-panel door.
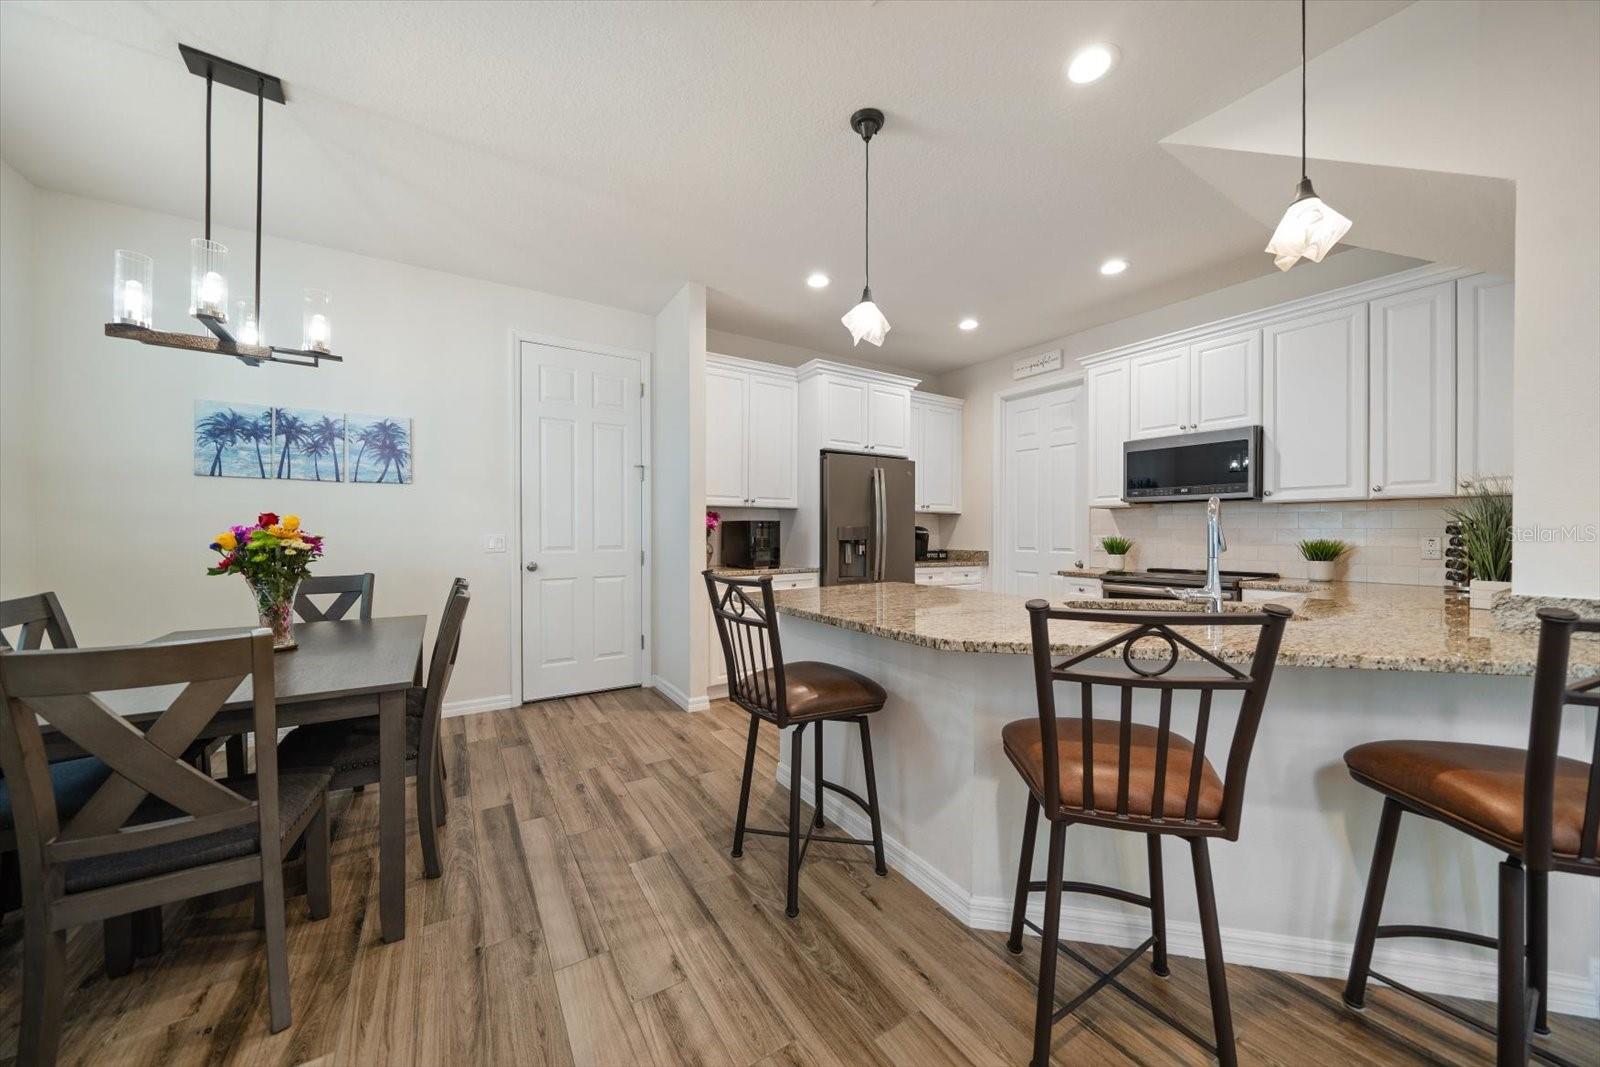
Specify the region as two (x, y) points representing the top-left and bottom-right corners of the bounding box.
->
(520, 342), (643, 701)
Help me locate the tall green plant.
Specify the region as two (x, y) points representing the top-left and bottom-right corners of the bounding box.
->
(1447, 480), (1512, 582)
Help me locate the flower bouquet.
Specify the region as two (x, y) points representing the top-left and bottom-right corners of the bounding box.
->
(207, 512), (325, 650)
(706, 509), (720, 564)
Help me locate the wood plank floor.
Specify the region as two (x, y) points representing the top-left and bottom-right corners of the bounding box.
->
(2, 688), (1596, 1066)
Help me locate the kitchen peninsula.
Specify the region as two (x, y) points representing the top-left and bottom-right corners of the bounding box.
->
(770, 581), (1600, 1015)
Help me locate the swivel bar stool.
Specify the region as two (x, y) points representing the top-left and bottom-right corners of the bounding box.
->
(1005, 600), (1291, 1067)
(1342, 607), (1599, 1067)
(704, 571), (888, 918)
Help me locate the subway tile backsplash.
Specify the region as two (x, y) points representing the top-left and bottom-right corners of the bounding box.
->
(1089, 498), (1462, 586)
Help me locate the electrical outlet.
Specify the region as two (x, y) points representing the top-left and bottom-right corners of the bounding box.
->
(1421, 536), (1442, 561)
(484, 535), (507, 553)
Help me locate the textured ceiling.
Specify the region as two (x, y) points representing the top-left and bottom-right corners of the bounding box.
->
(0, 0), (1409, 372)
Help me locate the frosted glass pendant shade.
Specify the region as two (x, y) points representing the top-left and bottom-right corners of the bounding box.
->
(189, 238), (229, 319)
(113, 250), (153, 327)
(302, 288), (332, 353)
(1265, 179), (1352, 271)
(841, 290), (890, 347)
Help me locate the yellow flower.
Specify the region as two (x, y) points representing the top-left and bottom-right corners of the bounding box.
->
(267, 524), (288, 538)
(216, 531), (238, 551)
(282, 514), (301, 532)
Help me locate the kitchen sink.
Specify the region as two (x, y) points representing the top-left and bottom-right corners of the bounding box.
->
(1056, 595), (1303, 616)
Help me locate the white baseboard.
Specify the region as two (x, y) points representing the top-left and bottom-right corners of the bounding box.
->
(442, 694), (518, 718)
(649, 675), (710, 712)
(776, 765), (1600, 1021)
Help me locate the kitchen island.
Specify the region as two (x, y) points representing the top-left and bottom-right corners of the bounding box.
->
(769, 581), (1600, 1017)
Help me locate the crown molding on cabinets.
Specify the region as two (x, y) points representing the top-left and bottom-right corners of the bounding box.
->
(1078, 263), (1480, 371)
(796, 358), (922, 391)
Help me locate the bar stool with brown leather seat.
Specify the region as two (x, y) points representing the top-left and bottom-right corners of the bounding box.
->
(703, 571), (888, 918)
(1005, 599), (1292, 1067)
(1342, 607), (1600, 1067)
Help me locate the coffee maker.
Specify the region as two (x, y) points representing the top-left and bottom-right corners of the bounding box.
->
(720, 520), (781, 569)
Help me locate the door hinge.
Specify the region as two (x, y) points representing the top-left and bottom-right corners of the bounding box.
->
(639, 381), (645, 398)
(640, 549), (645, 566)
(640, 634), (645, 649)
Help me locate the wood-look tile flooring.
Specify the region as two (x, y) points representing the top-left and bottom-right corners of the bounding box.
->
(2, 688), (1596, 1066)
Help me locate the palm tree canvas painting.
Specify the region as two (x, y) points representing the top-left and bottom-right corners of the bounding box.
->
(346, 413), (413, 484)
(273, 407), (347, 482)
(193, 401), (273, 479)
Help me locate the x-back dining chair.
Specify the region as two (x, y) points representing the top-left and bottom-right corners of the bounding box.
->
(0, 629), (333, 1064)
(293, 572), (376, 623)
(0, 592), (78, 652)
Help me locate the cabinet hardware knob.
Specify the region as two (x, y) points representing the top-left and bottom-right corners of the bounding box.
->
(1263, 490), (1273, 497)
(1372, 485), (1383, 493)
(1459, 479), (1471, 489)
(525, 562), (539, 572)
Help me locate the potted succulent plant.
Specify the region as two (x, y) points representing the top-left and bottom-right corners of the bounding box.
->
(1447, 480), (1513, 609)
(1099, 535), (1133, 572)
(1297, 538), (1349, 582)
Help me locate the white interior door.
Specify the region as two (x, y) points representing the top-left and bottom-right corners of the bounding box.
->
(520, 341), (643, 700)
(1000, 385), (1087, 598)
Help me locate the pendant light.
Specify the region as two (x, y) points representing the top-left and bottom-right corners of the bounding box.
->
(1265, 0), (1352, 271)
(104, 45), (342, 368)
(841, 108), (890, 347)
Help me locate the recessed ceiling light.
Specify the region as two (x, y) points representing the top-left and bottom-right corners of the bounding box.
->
(1099, 258), (1128, 276)
(958, 318), (979, 331)
(1066, 44), (1119, 85)
(806, 272), (831, 289)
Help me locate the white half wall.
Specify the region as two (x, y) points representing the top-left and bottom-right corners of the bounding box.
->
(651, 283), (708, 709)
(0, 176), (656, 713)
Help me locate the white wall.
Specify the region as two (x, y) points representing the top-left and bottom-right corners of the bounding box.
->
(0, 179), (656, 713)
(0, 161), (38, 596)
(929, 248), (1424, 550)
(650, 283), (707, 709)
(1164, 0), (1600, 598)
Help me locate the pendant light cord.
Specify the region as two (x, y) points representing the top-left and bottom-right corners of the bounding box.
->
(1300, 0), (1307, 182)
(255, 78), (264, 325)
(204, 69), (213, 240)
(864, 135), (871, 294)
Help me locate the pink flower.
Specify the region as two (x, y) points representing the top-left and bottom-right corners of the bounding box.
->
(705, 510), (721, 531)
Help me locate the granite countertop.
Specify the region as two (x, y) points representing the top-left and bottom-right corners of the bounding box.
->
(772, 581), (1600, 678)
(1053, 569), (1315, 593)
(709, 565), (819, 577)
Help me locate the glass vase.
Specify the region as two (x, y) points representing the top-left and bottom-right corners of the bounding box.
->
(248, 578), (300, 651)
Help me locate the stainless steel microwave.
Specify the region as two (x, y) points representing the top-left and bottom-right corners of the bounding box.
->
(1122, 426), (1262, 503)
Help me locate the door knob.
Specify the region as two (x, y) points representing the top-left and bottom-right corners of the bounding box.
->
(525, 562), (539, 572)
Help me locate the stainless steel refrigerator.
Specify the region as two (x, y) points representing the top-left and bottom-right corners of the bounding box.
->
(819, 450), (915, 586)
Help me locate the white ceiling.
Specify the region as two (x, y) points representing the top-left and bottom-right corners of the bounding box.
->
(0, 0), (1410, 373)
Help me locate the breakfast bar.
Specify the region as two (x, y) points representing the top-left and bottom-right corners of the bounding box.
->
(770, 581), (1600, 1016)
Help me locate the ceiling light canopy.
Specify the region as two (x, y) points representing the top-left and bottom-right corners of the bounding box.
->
(806, 272), (831, 289)
(958, 318), (979, 331)
(1266, 0), (1352, 271)
(1066, 44), (1119, 85)
(841, 107), (891, 347)
(1099, 258), (1128, 276)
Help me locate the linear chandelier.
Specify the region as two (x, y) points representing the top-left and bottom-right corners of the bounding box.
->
(105, 45), (342, 369)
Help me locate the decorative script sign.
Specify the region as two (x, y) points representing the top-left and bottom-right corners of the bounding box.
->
(1013, 349), (1063, 380)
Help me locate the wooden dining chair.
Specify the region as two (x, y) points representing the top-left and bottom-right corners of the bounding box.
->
(293, 572), (376, 623)
(1006, 600), (1291, 1067)
(0, 592), (78, 652)
(1342, 607), (1600, 1066)
(278, 579), (469, 879)
(0, 629), (334, 1064)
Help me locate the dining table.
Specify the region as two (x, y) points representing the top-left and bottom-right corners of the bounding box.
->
(53, 616), (427, 944)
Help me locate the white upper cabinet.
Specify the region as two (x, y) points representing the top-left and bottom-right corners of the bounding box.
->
(1263, 303), (1369, 501)
(1190, 330), (1262, 433)
(910, 392), (963, 513)
(1086, 360), (1132, 507)
(1368, 281), (1456, 499)
(704, 354), (798, 508)
(1456, 274), (1514, 487)
(1128, 345), (1190, 439)
(867, 382), (913, 455)
(819, 375), (870, 451)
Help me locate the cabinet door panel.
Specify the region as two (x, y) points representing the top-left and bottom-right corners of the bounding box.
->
(1086, 362), (1131, 507)
(1456, 274), (1514, 487)
(821, 377), (870, 451)
(1128, 346), (1190, 439)
(868, 384), (911, 455)
(1191, 330), (1262, 432)
(911, 400), (961, 512)
(1369, 281), (1455, 498)
(746, 374), (798, 507)
(1263, 304), (1368, 501)
(704, 365), (748, 505)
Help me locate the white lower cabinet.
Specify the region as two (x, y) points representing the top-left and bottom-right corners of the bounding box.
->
(913, 566), (986, 590)
(1061, 577), (1103, 599)
(707, 572), (818, 691)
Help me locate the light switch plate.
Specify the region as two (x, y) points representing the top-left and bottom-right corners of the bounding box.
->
(1421, 536), (1442, 561)
(485, 535), (507, 553)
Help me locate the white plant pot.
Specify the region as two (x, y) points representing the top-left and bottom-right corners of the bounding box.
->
(1105, 554), (1126, 572)
(1305, 560), (1337, 582)
(1470, 579), (1512, 610)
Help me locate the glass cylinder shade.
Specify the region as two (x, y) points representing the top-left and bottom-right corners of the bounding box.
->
(112, 250), (153, 327)
(301, 289), (332, 353)
(232, 298), (261, 346)
(189, 238), (229, 320)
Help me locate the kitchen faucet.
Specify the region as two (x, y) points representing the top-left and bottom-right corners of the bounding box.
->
(1156, 496), (1229, 613)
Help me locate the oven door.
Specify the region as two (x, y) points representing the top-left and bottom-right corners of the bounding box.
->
(1123, 426), (1261, 503)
